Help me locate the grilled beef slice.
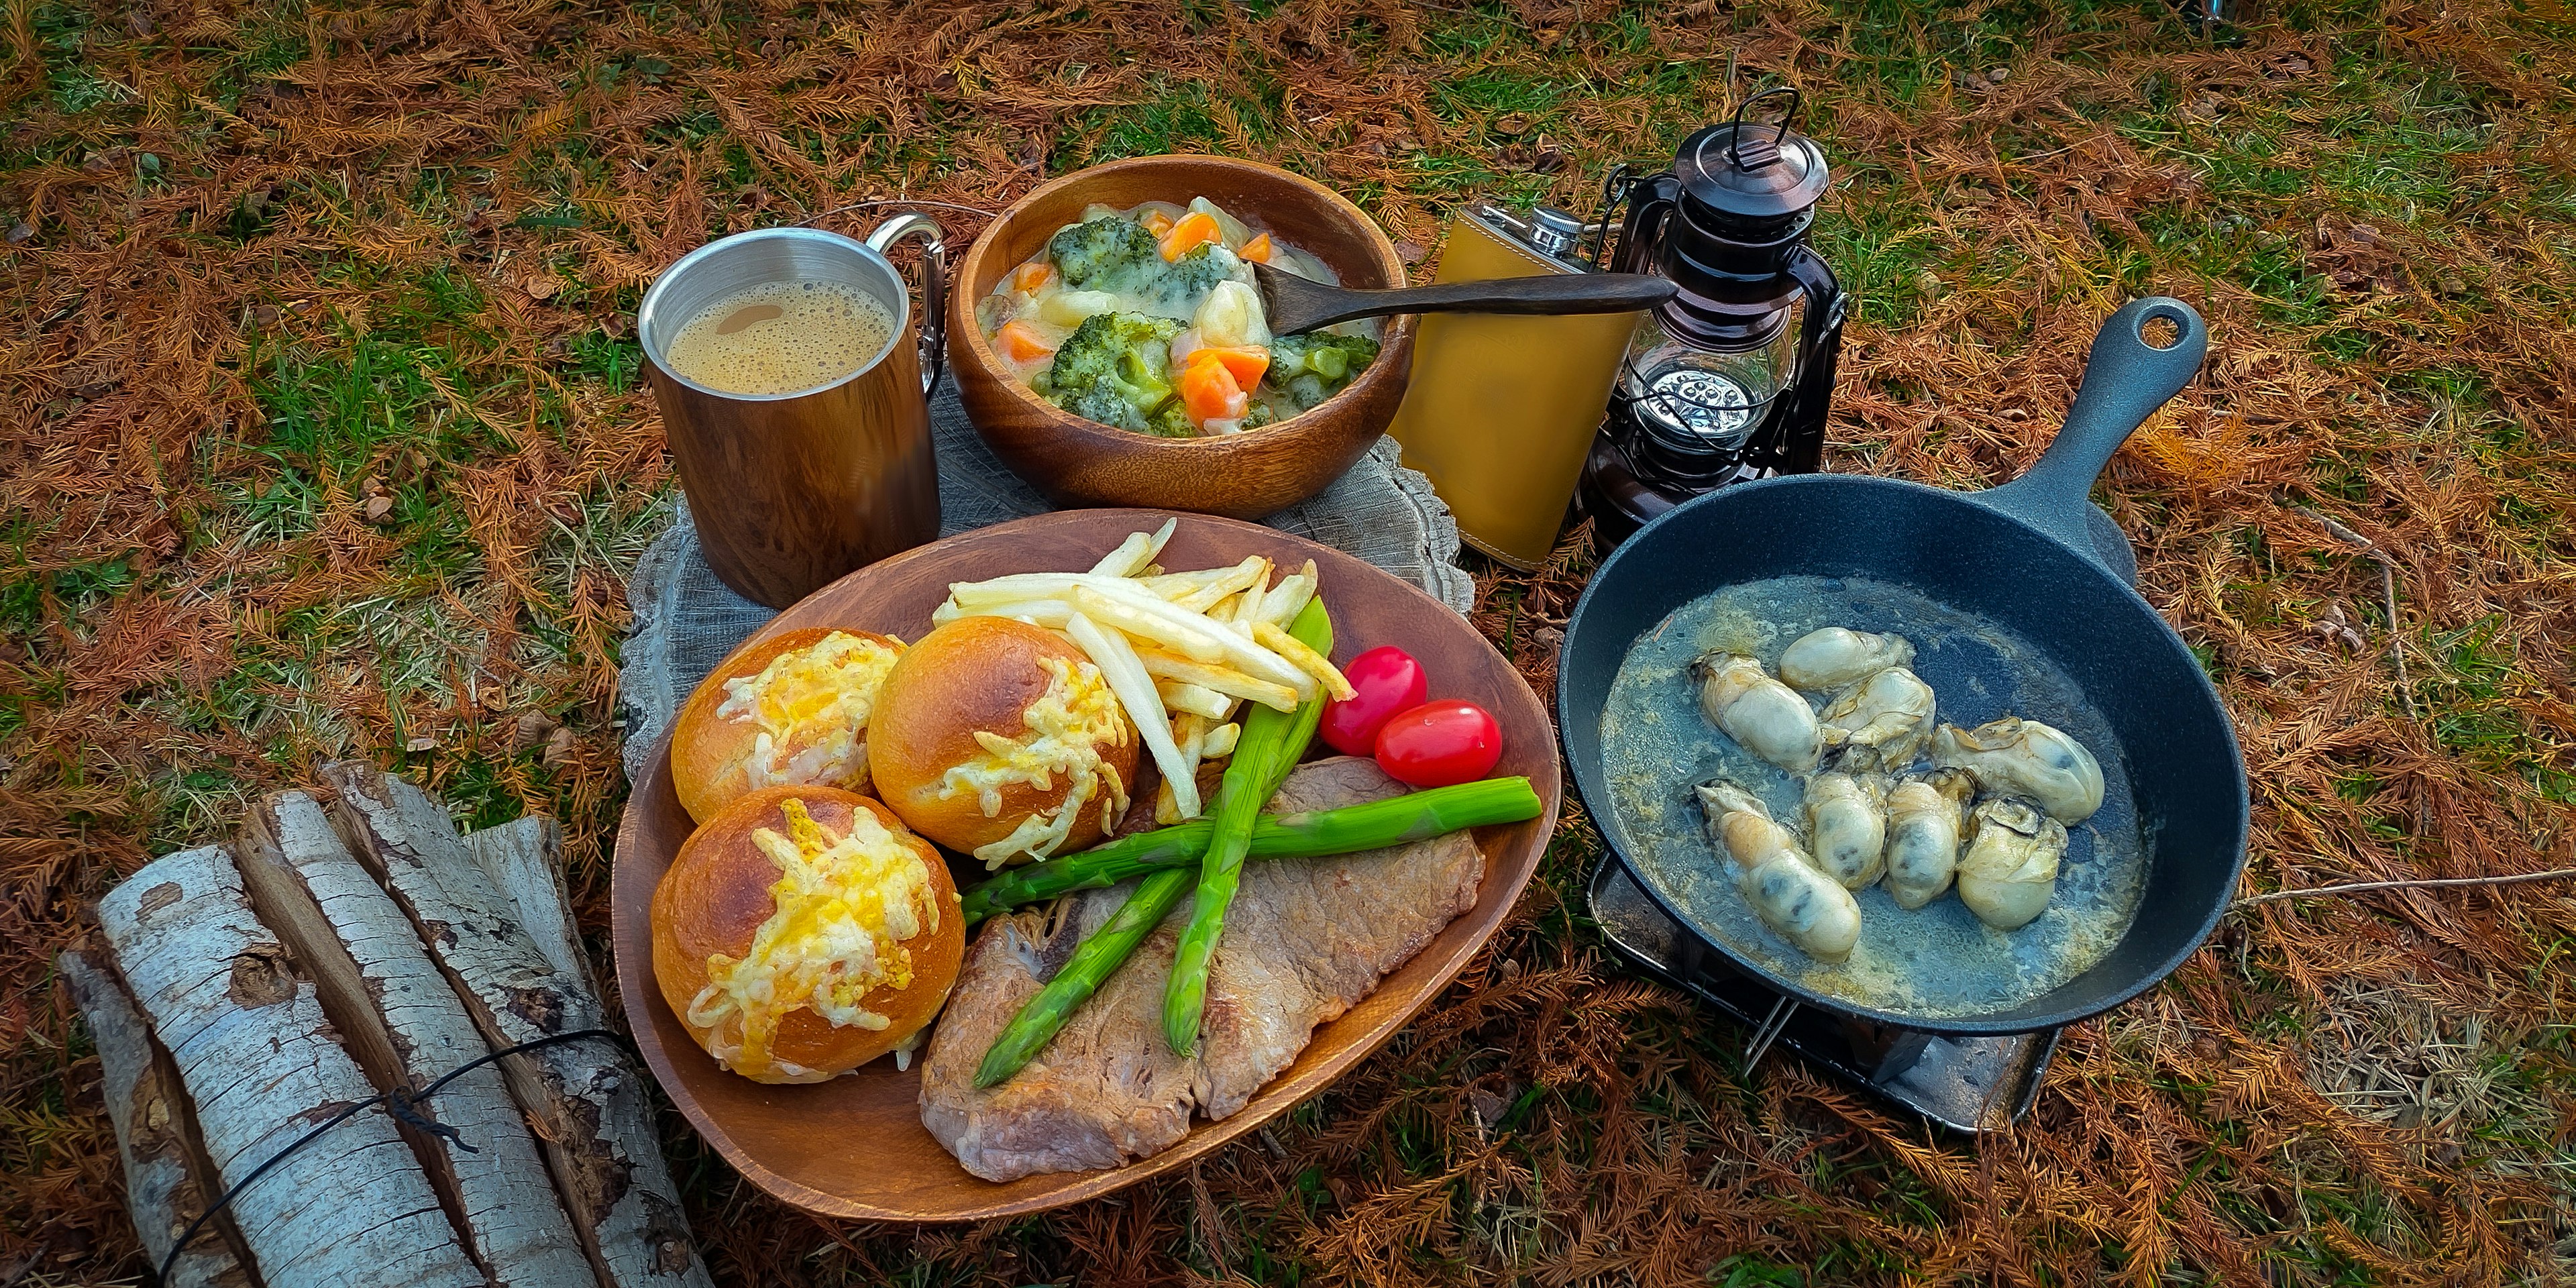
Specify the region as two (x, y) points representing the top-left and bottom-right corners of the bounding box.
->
(919, 756), (1486, 1182)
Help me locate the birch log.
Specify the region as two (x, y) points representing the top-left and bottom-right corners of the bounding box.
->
(319, 762), (712, 1288)
(57, 951), (254, 1288)
(239, 792), (603, 1288)
(466, 814), (592, 994)
(94, 845), (484, 1288)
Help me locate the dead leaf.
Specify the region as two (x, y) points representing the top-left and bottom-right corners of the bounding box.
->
(511, 709), (557, 752)
(527, 276), (561, 301)
(543, 725), (578, 765)
(363, 494), (395, 523)
(405, 734), (439, 752)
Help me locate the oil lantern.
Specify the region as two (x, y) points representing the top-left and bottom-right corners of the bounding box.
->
(1578, 87), (1850, 548)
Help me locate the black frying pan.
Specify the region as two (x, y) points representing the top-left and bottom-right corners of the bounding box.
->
(1558, 298), (2248, 1036)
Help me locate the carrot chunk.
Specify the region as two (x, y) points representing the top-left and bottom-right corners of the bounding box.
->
(1198, 344), (1269, 389)
(1012, 261), (1057, 292)
(1239, 233), (1273, 264)
(1178, 351), (1249, 425)
(1159, 211), (1223, 262)
(1142, 209), (1177, 237)
(995, 319), (1057, 363)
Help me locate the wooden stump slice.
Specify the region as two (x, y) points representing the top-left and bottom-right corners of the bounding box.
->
(319, 762), (712, 1288)
(239, 791), (606, 1288)
(94, 845), (484, 1288)
(57, 950), (254, 1288)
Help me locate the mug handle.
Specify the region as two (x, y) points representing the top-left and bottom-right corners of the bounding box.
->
(865, 213), (948, 396)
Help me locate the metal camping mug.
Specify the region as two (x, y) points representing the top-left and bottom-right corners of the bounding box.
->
(639, 216), (947, 608)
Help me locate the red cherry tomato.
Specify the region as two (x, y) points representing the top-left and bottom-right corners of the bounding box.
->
(1320, 645), (1430, 757)
(1373, 700), (1503, 788)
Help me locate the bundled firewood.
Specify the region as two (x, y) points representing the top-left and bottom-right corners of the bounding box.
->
(65, 762), (714, 1288)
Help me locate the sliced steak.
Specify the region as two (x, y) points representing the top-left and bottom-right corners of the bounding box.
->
(919, 756), (1486, 1182)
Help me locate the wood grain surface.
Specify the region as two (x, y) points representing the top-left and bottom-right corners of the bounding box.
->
(947, 156), (1418, 521)
(610, 511), (1558, 1222)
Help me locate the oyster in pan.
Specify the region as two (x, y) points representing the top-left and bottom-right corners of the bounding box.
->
(1933, 716), (2106, 824)
(1693, 652), (1821, 773)
(1817, 666), (1937, 771)
(1695, 779), (1861, 963)
(1955, 796), (2068, 930)
(1802, 771), (1888, 890)
(1778, 627), (1915, 693)
(1880, 768), (1976, 910)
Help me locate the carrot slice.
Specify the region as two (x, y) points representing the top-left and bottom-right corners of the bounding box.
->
(1197, 344), (1269, 389)
(1012, 261), (1057, 292)
(1159, 211), (1223, 262)
(996, 319), (1057, 363)
(1142, 209), (1176, 237)
(1177, 352), (1248, 424)
(1239, 233), (1273, 264)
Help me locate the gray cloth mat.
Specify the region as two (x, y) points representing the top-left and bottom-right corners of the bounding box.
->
(619, 381), (1476, 781)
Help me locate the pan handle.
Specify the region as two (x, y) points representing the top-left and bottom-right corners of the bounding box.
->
(1973, 297), (2206, 572)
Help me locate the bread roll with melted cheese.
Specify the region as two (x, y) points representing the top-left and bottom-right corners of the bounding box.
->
(669, 627), (906, 823)
(867, 616), (1139, 868)
(650, 785), (963, 1083)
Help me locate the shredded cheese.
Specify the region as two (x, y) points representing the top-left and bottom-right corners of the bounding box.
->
(716, 633), (904, 792)
(936, 655), (1132, 868)
(685, 798), (936, 1083)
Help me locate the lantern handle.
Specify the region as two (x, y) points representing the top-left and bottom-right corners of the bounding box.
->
(1728, 85), (1803, 168)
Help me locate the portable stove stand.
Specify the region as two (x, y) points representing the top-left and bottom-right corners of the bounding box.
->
(1587, 857), (2061, 1132)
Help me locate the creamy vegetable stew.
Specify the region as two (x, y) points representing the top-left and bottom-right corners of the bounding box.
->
(975, 198), (1381, 437)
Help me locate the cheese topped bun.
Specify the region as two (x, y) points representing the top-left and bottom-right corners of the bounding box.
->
(867, 616), (1139, 868)
(649, 785), (962, 1083)
(669, 628), (906, 823)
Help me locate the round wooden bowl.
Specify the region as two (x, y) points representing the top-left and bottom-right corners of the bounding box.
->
(949, 156), (1418, 520)
(611, 511), (1557, 1222)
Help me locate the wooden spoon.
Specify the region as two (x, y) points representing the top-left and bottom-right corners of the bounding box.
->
(1251, 260), (1676, 336)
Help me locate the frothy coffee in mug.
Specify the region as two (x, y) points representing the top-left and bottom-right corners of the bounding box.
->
(661, 279), (894, 396)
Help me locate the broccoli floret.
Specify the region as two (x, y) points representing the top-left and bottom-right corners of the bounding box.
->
(1265, 331), (1382, 411)
(1063, 382), (1151, 433)
(1047, 217), (1163, 289)
(1144, 399), (1197, 438)
(1042, 311), (1183, 432)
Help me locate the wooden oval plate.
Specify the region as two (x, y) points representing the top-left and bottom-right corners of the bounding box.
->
(611, 509), (1560, 1222)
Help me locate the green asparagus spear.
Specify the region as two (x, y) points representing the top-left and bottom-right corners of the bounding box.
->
(972, 865), (1191, 1088)
(1163, 598), (1334, 1055)
(973, 598), (1334, 1088)
(957, 777), (1543, 925)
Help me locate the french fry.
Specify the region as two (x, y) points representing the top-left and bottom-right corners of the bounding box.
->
(1087, 519), (1177, 578)
(1089, 531), (1153, 578)
(1155, 712), (1208, 825)
(949, 573), (1095, 606)
(1258, 567), (1316, 627)
(1136, 568), (1243, 598)
(1201, 721), (1240, 757)
(1068, 586), (1234, 663)
(1155, 680), (1233, 720)
(934, 597), (1075, 628)
(1133, 646), (1300, 712)
(1254, 619), (1355, 701)
(1065, 611), (1201, 819)
(1171, 557), (1267, 614)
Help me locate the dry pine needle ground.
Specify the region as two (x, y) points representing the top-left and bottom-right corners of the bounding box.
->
(4, 0), (2574, 1283)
